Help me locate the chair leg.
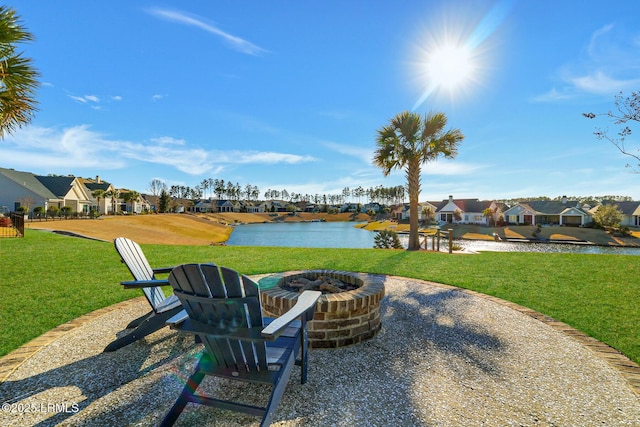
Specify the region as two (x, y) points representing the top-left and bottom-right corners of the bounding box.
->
(125, 310), (154, 329)
(160, 370), (206, 427)
(261, 352), (296, 427)
(103, 306), (182, 352)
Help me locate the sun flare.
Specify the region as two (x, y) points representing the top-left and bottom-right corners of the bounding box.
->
(426, 43), (475, 91)
(410, 0), (513, 110)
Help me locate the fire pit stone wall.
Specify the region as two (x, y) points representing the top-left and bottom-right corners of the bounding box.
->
(259, 270), (385, 349)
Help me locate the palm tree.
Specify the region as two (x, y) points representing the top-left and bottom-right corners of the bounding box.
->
(122, 190), (140, 213)
(0, 6), (40, 138)
(373, 111), (464, 250)
(105, 189), (120, 214)
(91, 189), (105, 215)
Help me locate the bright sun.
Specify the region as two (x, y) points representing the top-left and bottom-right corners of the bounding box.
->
(426, 43), (475, 91)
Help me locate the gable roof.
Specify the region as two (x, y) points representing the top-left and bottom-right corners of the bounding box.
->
(519, 200), (585, 215)
(34, 175), (77, 198)
(436, 198), (493, 213)
(600, 200), (640, 215)
(0, 167), (58, 199)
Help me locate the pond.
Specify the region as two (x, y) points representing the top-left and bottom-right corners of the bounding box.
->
(226, 221), (640, 255)
(226, 221), (374, 248)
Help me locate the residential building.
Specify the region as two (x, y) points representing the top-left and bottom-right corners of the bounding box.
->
(503, 197), (592, 226)
(0, 167), (92, 215)
(435, 195), (499, 225)
(592, 200), (640, 227)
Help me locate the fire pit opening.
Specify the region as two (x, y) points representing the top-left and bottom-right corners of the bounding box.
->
(259, 270), (385, 349)
(280, 273), (361, 294)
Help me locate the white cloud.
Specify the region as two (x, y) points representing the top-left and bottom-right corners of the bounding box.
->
(147, 8), (268, 56)
(150, 136), (186, 145)
(324, 142), (373, 164)
(228, 151), (316, 164)
(1, 125), (316, 176)
(536, 23), (640, 101)
(568, 71), (640, 95)
(531, 87), (575, 102)
(68, 94), (100, 104)
(151, 94), (165, 102)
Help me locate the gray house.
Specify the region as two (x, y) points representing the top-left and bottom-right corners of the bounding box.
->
(0, 167), (91, 214)
(503, 198), (592, 226)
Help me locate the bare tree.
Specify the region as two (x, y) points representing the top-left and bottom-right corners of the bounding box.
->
(584, 91), (640, 173)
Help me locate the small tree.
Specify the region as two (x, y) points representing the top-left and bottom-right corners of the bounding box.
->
(374, 229), (403, 249)
(33, 206), (44, 217)
(61, 206), (72, 218)
(593, 204), (623, 229)
(47, 205), (59, 217)
(482, 207), (494, 226)
(422, 206), (435, 224)
(158, 189), (171, 213)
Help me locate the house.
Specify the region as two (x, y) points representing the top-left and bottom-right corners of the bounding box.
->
(340, 203), (359, 213)
(363, 202), (383, 213)
(216, 199), (235, 213)
(81, 176), (116, 215)
(592, 200), (640, 227)
(0, 167), (92, 215)
(435, 195), (499, 225)
(503, 197), (592, 226)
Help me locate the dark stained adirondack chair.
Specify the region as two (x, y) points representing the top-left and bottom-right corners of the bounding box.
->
(104, 237), (183, 352)
(160, 263), (321, 427)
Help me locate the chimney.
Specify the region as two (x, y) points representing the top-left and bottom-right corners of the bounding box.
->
(562, 195), (567, 204)
(449, 195), (453, 203)
(96, 175), (101, 183)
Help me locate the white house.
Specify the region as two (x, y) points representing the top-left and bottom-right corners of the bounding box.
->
(435, 196), (498, 225)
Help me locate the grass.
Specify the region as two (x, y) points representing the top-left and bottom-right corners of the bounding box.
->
(1, 230), (639, 365)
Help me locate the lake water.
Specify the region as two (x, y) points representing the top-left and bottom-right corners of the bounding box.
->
(226, 221), (375, 248)
(226, 221), (640, 255)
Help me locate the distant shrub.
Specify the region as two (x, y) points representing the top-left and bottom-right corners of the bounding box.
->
(374, 230), (403, 249)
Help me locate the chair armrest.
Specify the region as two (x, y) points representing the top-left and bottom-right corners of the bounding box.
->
(168, 315), (269, 341)
(166, 309), (189, 326)
(152, 266), (174, 275)
(261, 290), (321, 339)
(121, 279), (169, 289)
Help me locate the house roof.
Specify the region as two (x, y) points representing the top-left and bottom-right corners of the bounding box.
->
(519, 200), (586, 215)
(600, 200), (640, 215)
(84, 182), (112, 192)
(436, 198), (493, 213)
(0, 167), (58, 200)
(35, 175), (76, 198)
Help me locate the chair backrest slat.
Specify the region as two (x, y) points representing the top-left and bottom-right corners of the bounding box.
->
(169, 264), (267, 372)
(114, 237), (165, 309)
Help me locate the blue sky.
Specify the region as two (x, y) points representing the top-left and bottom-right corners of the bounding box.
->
(3, 0), (640, 201)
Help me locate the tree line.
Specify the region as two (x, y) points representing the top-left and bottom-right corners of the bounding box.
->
(147, 178), (408, 206)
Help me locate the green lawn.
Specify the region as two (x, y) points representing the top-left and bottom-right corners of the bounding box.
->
(1, 230), (638, 364)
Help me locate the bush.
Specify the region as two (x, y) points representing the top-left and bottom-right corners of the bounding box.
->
(374, 229), (403, 249)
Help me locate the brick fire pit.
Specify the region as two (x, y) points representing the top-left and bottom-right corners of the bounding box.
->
(259, 270), (385, 348)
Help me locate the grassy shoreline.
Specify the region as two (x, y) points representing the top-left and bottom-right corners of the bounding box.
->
(1, 230), (638, 365)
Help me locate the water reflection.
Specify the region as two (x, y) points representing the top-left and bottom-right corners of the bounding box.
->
(400, 235), (640, 255)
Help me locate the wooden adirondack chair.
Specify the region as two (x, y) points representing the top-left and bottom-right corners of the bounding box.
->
(160, 263), (321, 427)
(104, 237), (183, 352)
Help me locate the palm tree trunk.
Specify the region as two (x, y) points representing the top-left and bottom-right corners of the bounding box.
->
(407, 159), (421, 250)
